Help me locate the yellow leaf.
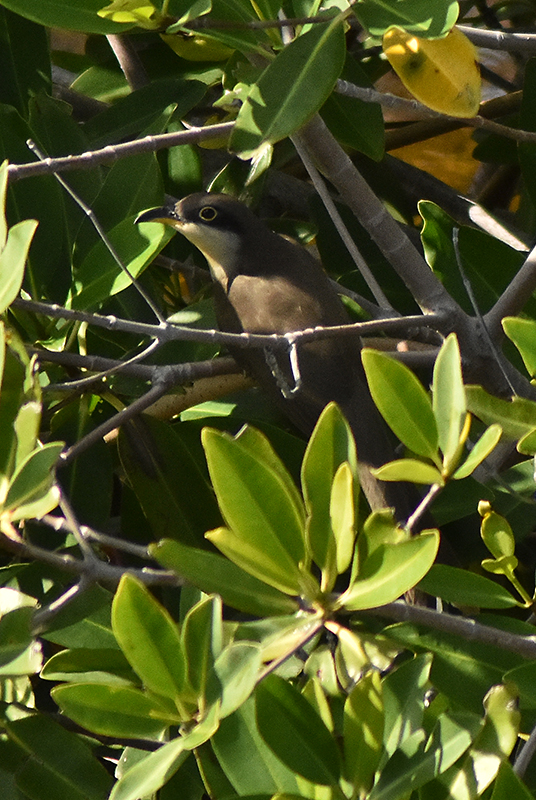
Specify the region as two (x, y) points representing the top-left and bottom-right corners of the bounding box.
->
(383, 26), (481, 118)
(161, 33), (234, 62)
(98, 0), (160, 28)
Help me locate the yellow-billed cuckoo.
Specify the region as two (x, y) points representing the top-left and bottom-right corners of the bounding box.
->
(137, 192), (413, 520)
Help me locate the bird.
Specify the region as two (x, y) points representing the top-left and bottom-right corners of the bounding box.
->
(137, 192), (414, 520)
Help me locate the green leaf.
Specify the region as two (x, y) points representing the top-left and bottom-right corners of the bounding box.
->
(466, 385), (536, 441)
(214, 642), (263, 719)
(4, 441), (64, 513)
(301, 402), (358, 581)
(372, 458), (443, 485)
(503, 316), (536, 379)
(0, 0), (132, 34)
(111, 574), (185, 705)
(51, 683), (179, 738)
(41, 647), (137, 684)
(109, 705), (220, 800)
(344, 671), (384, 794)
(433, 333), (467, 471)
(151, 538), (299, 616)
(211, 698), (301, 795)
(353, 0), (459, 38)
(255, 674), (341, 785)
(230, 17), (345, 157)
(437, 684), (519, 798)
(339, 531), (439, 611)
(0, 8), (50, 115)
(369, 713), (475, 800)
(362, 349), (440, 463)
(320, 54), (385, 160)
(479, 503), (515, 558)
(330, 462), (356, 577)
(0, 217), (37, 315)
(0, 605), (34, 669)
(417, 564), (519, 608)
(490, 763), (534, 800)
(118, 416), (222, 549)
(384, 622), (525, 715)
(180, 594), (221, 710)
(206, 526), (305, 596)
(5, 713), (113, 800)
(68, 216), (174, 310)
(453, 424), (502, 479)
(202, 426), (307, 594)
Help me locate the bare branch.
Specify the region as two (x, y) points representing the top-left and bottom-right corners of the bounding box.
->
(298, 114), (462, 317)
(337, 81), (536, 144)
(367, 601), (536, 660)
(7, 123), (235, 183)
(107, 34), (150, 90)
(485, 245), (536, 338)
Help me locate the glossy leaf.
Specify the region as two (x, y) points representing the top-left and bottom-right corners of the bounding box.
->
(453, 424), (502, 479)
(214, 642), (263, 719)
(301, 402), (358, 580)
(339, 532), (439, 611)
(151, 538), (298, 616)
(202, 426), (307, 593)
(432, 333), (467, 471)
(5, 713), (113, 800)
(372, 458), (443, 485)
(330, 462), (356, 577)
(344, 670), (384, 794)
(503, 316), (536, 378)
(383, 27), (480, 117)
(206, 525), (305, 596)
(41, 647), (137, 684)
(51, 682), (179, 738)
(118, 416), (222, 548)
(490, 763), (534, 800)
(354, 0), (458, 38)
(68, 217), (174, 310)
(362, 349), (439, 463)
(231, 17), (345, 157)
(466, 386), (536, 441)
(438, 684), (519, 797)
(0, 160), (37, 315)
(382, 653), (431, 757)
(0, 0), (131, 33)
(111, 574), (185, 704)
(180, 594), (221, 710)
(109, 705), (220, 800)
(255, 674), (341, 785)
(4, 441), (64, 513)
(369, 713), (475, 800)
(417, 564), (519, 608)
(211, 698), (301, 795)
(0, 605), (34, 669)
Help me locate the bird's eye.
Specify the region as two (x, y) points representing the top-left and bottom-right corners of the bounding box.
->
(199, 205), (217, 222)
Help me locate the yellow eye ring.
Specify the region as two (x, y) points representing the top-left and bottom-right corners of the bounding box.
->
(199, 205), (217, 222)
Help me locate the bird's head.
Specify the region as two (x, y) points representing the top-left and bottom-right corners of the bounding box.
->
(136, 192), (257, 281)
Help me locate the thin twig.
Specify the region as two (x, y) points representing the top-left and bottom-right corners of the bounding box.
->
(485, 245), (536, 339)
(13, 298), (445, 349)
(0, 524), (180, 587)
(336, 81), (536, 144)
(366, 601), (536, 659)
(458, 24), (536, 55)
(27, 140), (166, 325)
(292, 132), (395, 311)
(514, 719), (536, 778)
(453, 227), (517, 395)
(7, 123), (235, 183)
(107, 34), (150, 90)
